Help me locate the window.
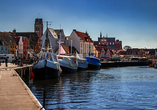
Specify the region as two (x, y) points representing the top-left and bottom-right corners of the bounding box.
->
(90, 58), (93, 61)
(53, 55), (57, 62)
(81, 43), (82, 48)
(1, 47), (3, 50)
(5, 47), (7, 50)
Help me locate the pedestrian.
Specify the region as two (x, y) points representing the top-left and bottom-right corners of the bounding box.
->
(5, 58), (8, 67)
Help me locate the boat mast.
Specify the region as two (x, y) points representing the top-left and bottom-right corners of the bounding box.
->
(59, 24), (61, 56)
(45, 21), (50, 52)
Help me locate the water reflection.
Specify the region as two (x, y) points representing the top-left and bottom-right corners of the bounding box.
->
(25, 66), (157, 110)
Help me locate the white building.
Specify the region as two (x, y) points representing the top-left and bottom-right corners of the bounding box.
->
(18, 36), (23, 58)
(66, 29), (94, 57)
(41, 28), (65, 53)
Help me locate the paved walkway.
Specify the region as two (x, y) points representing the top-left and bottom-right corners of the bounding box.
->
(0, 63), (44, 110)
(0, 63), (18, 69)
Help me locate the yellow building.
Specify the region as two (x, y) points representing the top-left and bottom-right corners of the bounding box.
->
(0, 32), (18, 57)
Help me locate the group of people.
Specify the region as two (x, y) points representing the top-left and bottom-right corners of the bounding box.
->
(0, 58), (8, 67)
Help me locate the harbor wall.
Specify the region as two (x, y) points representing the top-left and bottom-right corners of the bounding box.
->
(101, 61), (149, 68)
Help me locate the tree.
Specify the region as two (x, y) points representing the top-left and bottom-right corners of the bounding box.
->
(123, 45), (132, 51)
(29, 35), (38, 53)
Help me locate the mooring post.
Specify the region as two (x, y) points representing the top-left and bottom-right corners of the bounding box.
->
(24, 69), (25, 76)
(21, 69), (23, 78)
(43, 89), (46, 108)
(29, 67), (31, 80)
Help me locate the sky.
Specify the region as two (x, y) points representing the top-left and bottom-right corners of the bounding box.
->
(0, 0), (157, 48)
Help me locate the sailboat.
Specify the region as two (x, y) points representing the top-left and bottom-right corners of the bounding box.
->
(57, 30), (78, 73)
(33, 26), (61, 79)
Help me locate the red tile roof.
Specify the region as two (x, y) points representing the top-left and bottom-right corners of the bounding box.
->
(73, 30), (93, 43)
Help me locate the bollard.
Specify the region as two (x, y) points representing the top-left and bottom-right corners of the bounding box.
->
(21, 69), (23, 78)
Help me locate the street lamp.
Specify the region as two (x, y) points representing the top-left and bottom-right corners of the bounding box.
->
(10, 40), (13, 54)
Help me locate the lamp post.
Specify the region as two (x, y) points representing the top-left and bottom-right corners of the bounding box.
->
(10, 40), (13, 54)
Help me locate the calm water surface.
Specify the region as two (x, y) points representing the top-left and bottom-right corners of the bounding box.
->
(25, 66), (157, 110)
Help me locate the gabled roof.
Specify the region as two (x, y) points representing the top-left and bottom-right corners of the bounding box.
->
(54, 29), (65, 42)
(60, 45), (79, 54)
(12, 32), (39, 39)
(0, 32), (16, 45)
(48, 28), (58, 39)
(73, 30), (93, 43)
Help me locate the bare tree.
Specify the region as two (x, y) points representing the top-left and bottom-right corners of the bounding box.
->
(123, 45), (132, 51)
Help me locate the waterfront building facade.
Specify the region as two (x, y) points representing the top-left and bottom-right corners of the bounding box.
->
(18, 37), (23, 58)
(23, 37), (28, 57)
(0, 32), (17, 56)
(94, 32), (122, 59)
(11, 30), (39, 54)
(66, 29), (94, 57)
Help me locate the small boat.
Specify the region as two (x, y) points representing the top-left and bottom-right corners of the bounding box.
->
(57, 55), (78, 73)
(34, 52), (61, 79)
(85, 56), (101, 69)
(76, 53), (88, 70)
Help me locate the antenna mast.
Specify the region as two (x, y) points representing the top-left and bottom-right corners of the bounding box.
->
(44, 21), (51, 52)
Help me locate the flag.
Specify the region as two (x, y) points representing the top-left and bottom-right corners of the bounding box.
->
(88, 52), (90, 56)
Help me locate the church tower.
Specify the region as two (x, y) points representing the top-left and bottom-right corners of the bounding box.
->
(100, 32), (102, 38)
(34, 18), (43, 52)
(34, 18), (43, 37)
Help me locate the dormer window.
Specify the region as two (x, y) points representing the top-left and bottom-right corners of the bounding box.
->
(1, 41), (4, 45)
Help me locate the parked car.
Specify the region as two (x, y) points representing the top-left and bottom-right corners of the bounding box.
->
(0, 57), (5, 63)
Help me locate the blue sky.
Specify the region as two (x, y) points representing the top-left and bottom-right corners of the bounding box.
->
(0, 0), (157, 48)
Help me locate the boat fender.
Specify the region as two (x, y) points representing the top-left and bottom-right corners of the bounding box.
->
(31, 72), (35, 79)
(59, 66), (62, 73)
(74, 58), (76, 62)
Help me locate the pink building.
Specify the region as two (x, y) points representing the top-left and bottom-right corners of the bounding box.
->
(23, 37), (28, 57)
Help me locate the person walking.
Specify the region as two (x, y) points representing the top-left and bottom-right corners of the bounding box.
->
(5, 58), (8, 67)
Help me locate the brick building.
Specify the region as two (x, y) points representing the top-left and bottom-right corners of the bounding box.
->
(94, 32), (122, 59)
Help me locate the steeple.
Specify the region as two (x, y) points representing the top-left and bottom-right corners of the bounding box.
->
(100, 31), (102, 38)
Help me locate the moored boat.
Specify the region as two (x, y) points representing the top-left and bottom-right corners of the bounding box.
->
(33, 25), (61, 80)
(57, 55), (78, 73)
(85, 56), (101, 69)
(34, 52), (61, 79)
(76, 53), (88, 70)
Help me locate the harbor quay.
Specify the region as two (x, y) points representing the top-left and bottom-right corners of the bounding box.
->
(101, 60), (150, 68)
(0, 60), (151, 110)
(0, 63), (44, 110)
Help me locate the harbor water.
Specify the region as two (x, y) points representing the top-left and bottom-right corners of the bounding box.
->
(25, 66), (157, 110)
